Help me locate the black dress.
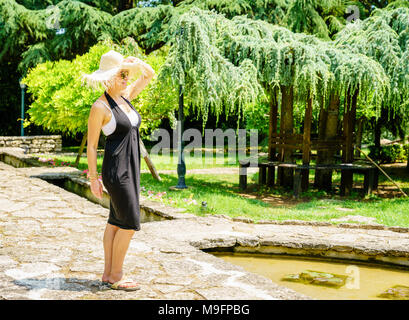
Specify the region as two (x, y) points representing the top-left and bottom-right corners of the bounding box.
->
(101, 91), (142, 231)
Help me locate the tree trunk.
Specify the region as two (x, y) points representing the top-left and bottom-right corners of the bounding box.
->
(75, 132), (87, 168)
(341, 88), (359, 195)
(374, 118), (382, 150)
(268, 87), (278, 161)
(354, 117), (364, 158)
(314, 93), (328, 188)
(315, 92), (339, 191)
(301, 92), (313, 191)
(278, 85), (294, 188)
(118, 0), (134, 12)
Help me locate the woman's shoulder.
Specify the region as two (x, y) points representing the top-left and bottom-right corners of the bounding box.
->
(92, 95), (110, 109)
(91, 98), (112, 125)
(94, 93), (107, 104)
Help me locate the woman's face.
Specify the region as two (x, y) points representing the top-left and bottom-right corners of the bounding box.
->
(114, 69), (129, 89)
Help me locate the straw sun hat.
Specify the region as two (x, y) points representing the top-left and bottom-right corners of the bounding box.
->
(81, 50), (141, 90)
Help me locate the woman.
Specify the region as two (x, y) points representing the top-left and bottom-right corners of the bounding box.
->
(83, 50), (155, 291)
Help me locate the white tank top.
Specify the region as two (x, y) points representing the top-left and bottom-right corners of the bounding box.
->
(98, 100), (139, 136)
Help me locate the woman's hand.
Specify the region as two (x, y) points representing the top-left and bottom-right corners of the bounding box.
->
(90, 179), (103, 199)
(124, 56), (142, 64)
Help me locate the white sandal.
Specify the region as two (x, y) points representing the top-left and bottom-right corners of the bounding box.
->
(110, 278), (140, 291)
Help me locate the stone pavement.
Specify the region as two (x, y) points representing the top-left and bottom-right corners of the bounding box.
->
(0, 153), (409, 300)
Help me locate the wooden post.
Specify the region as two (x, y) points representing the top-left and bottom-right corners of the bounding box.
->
(239, 163), (248, 190)
(341, 89), (351, 196)
(355, 117), (364, 158)
(278, 85), (294, 188)
(315, 91), (339, 191)
(341, 87), (359, 195)
(314, 94), (327, 188)
(277, 88), (284, 186)
(259, 165), (267, 185)
(267, 165), (275, 186)
(350, 89), (358, 158)
(322, 92), (339, 190)
(293, 168), (302, 198)
(267, 87), (278, 187)
(301, 92), (313, 191)
(363, 169), (374, 196)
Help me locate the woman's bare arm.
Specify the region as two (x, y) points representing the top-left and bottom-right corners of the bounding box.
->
(87, 102), (105, 199)
(87, 102), (105, 176)
(123, 58), (156, 101)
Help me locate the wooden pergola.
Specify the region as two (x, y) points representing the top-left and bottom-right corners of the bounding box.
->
(260, 86), (377, 196)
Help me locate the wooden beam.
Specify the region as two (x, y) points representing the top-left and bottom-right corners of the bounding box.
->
(139, 138), (161, 181)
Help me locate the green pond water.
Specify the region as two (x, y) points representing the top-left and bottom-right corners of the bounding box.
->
(213, 253), (409, 300)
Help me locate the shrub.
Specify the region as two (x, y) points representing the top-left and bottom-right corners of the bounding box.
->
(368, 144), (406, 163)
(404, 144), (409, 159)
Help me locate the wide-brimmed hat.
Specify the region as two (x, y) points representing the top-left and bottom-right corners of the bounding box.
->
(81, 50), (140, 90)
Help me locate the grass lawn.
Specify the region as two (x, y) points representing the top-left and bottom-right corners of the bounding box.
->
(34, 149), (240, 171)
(139, 170), (409, 228)
(33, 149), (409, 228)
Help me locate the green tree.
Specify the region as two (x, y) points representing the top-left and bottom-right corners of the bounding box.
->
(21, 38), (170, 164)
(157, 7), (389, 189)
(16, 0), (139, 14)
(334, 6), (409, 153)
(385, 0), (409, 9)
(283, 0), (367, 40)
(0, 0), (113, 74)
(158, 8), (265, 130)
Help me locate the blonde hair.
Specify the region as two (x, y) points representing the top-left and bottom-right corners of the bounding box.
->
(80, 72), (118, 91)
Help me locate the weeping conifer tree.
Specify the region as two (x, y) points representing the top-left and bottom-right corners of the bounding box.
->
(385, 0), (409, 10)
(216, 15), (388, 189)
(158, 8), (265, 129)
(177, 0), (290, 25)
(283, 0), (366, 40)
(15, 0), (136, 14)
(314, 45), (389, 189)
(334, 6), (409, 153)
(0, 0), (51, 62)
(158, 7), (389, 189)
(0, 0), (113, 75)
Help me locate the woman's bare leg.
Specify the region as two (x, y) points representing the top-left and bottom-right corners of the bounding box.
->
(102, 223), (119, 282)
(108, 228), (135, 284)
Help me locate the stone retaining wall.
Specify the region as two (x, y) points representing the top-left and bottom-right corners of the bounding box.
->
(0, 135), (62, 153)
